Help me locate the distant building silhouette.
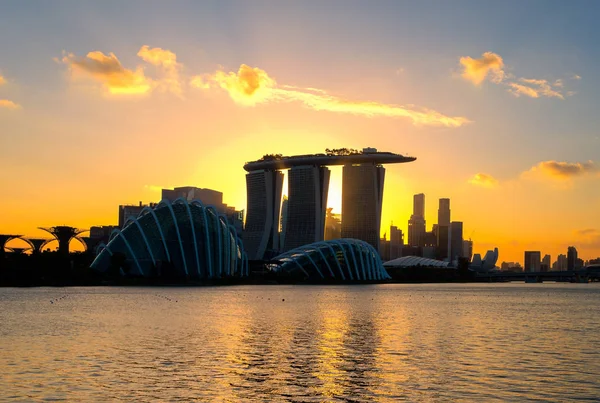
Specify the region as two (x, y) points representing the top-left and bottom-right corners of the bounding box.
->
(119, 202), (157, 228)
(449, 221), (463, 262)
(524, 251), (541, 272)
(553, 254), (567, 271)
(162, 186), (223, 207)
(437, 198), (451, 259)
(438, 198), (451, 226)
(567, 246), (578, 270)
(541, 254), (551, 272)
(463, 239), (473, 261)
(408, 193), (426, 247)
(284, 166), (330, 251)
(162, 186), (244, 236)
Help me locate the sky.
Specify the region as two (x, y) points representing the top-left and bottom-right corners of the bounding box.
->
(1, 0), (599, 263)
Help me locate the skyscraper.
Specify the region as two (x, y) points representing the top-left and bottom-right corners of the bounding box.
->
(243, 170), (284, 260)
(283, 165), (331, 251)
(341, 164), (385, 250)
(437, 198), (451, 259)
(567, 246), (578, 270)
(438, 198), (451, 226)
(541, 254), (551, 272)
(462, 239), (473, 261)
(389, 225), (403, 260)
(524, 251), (541, 272)
(449, 221), (463, 262)
(408, 193), (426, 247)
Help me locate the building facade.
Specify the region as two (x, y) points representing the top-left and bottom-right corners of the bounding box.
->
(524, 251), (541, 272)
(341, 164), (385, 251)
(283, 165), (330, 251)
(449, 221), (464, 262)
(408, 193), (426, 247)
(243, 170), (284, 260)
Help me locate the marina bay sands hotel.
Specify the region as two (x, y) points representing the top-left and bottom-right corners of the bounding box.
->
(243, 148), (416, 260)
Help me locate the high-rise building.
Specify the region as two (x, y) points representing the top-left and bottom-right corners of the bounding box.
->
(283, 165), (330, 251)
(449, 221), (464, 262)
(413, 193), (425, 217)
(524, 251), (541, 272)
(243, 170), (284, 260)
(118, 202), (157, 228)
(436, 198), (451, 259)
(162, 186), (244, 235)
(463, 239), (473, 261)
(567, 246), (578, 270)
(162, 186), (223, 207)
(389, 225), (403, 260)
(438, 198), (451, 227)
(541, 254), (551, 272)
(408, 193), (426, 247)
(553, 254), (567, 271)
(341, 164), (385, 250)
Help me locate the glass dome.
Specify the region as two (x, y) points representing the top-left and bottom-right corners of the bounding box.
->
(91, 198), (247, 279)
(273, 239), (390, 282)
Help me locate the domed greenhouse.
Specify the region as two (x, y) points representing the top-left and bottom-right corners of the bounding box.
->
(91, 198), (247, 279)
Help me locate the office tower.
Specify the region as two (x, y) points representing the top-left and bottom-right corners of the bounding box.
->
(437, 198), (451, 259)
(243, 170), (284, 260)
(162, 186), (244, 236)
(438, 198), (450, 226)
(414, 193), (425, 217)
(283, 165), (330, 251)
(554, 254), (567, 271)
(389, 225), (403, 260)
(118, 202), (157, 228)
(524, 251), (541, 272)
(463, 239), (473, 261)
(567, 246), (578, 270)
(408, 193), (426, 247)
(341, 164), (385, 250)
(162, 186), (223, 207)
(449, 221), (464, 262)
(541, 254), (551, 272)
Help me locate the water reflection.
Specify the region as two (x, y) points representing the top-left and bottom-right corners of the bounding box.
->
(1, 284), (600, 401)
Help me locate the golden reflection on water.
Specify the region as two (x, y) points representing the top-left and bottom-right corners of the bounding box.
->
(2, 284), (600, 401)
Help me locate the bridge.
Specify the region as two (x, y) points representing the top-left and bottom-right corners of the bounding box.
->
(476, 268), (600, 283)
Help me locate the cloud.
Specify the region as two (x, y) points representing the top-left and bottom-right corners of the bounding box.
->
(576, 228), (599, 237)
(523, 160), (598, 180)
(137, 45), (182, 96)
(468, 173), (499, 188)
(0, 99), (20, 109)
(60, 51), (152, 95)
(210, 64), (276, 106)
(459, 52), (574, 100)
(195, 64), (470, 127)
(572, 74), (582, 80)
(574, 229), (600, 249)
(0, 74), (5, 86)
(459, 52), (505, 85)
(508, 78), (564, 99)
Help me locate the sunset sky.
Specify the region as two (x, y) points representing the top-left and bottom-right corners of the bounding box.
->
(1, 0), (599, 263)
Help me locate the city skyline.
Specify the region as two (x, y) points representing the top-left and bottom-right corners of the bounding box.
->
(1, 1), (600, 263)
